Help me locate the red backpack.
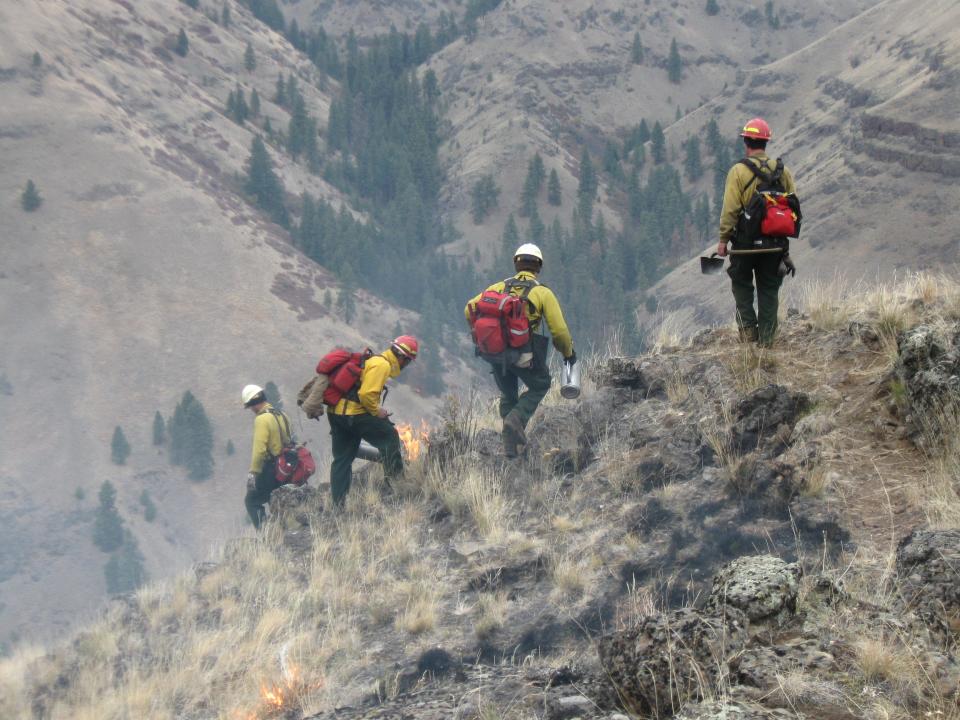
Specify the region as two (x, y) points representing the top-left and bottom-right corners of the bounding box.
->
(316, 348), (374, 406)
(469, 278), (536, 364)
(736, 158), (802, 245)
(268, 410), (316, 486)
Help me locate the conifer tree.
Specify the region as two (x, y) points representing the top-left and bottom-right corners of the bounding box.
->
(603, 140), (623, 181)
(93, 481), (124, 553)
(249, 88), (260, 117)
(683, 136), (703, 181)
(470, 174), (500, 224)
(274, 73), (286, 106)
(651, 122), (667, 164)
(667, 38), (682, 83)
(221, 3), (230, 26)
(705, 117), (723, 157)
(175, 29), (189, 57)
(705, 0), (720, 15)
(104, 531), (147, 594)
(526, 205), (545, 244)
(244, 136), (289, 227)
(631, 32), (643, 64)
(181, 0), (199, 9)
(31, 51), (42, 68)
(263, 381), (283, 411)
(152, 411), (165, 445)
(336, 264), (358, 323)
(226, 439), (235, 455)
(765, 0), (780, 28)
(519, 153), (545, 216)
(169, 391), (214, 481)
(111, 426), (131, 465)
(547, 168), (562, 206)
(499, 214), (520, 267)
(244, 42), (256, 71)
(577, 148), (598, 219)
(21, 180), (41, 212)
(139, 490), (157, 522)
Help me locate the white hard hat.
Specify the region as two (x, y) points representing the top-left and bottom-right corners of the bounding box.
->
(514, 243), (543, 262)
(241, 384), (264, 407)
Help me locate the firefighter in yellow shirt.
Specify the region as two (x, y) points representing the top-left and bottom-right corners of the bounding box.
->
(241, 384), (292, 529)
(327, 336), (418, 507)
(717, 117), (798, 347)
(465, 244), (575, 457)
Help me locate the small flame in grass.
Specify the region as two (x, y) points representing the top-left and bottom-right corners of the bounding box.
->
(237, 666), (323, 720)
(397, 420), (430, 460)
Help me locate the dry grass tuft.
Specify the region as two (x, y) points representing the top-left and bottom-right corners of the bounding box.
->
(474, 591), (509, 639)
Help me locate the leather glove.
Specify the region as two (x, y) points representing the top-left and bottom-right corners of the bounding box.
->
(246, 472), (257, 493)
(566, 351), (577, 366)
(778, 255), (796, 278)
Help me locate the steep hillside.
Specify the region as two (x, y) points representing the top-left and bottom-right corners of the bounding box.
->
(4, 274), (960, 719)
(648, 0), (960, 329)
(0, 0), (440, 644)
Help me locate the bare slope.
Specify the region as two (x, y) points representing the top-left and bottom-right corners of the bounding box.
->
(0, 0), (434, 643)
(649, 0), (960, 328)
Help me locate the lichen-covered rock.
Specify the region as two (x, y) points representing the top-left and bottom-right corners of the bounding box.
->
(706, 555), (801, 630)
(896, 529), (960, 630)
(895, 324), (960, 440)
(732, 638), (838, 692)
(731, 385), (810, 455)
(597, 608), (748, 718)
(673, 700), (800, 719)
(597, 356), (669, 397)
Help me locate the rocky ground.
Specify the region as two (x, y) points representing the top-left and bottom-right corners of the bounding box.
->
(5, 278), (960, 719)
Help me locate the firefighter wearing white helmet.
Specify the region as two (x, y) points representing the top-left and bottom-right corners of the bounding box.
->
(241, 383), (292, 529)
(464, 243), (576, 458)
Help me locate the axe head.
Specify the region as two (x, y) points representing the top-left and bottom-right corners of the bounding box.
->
(700, 253), (725, 275)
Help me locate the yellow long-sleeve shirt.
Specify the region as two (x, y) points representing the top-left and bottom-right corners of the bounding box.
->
(330, 350), (401, 416)
(464, 271), (575, 358)
(249, 403), (290, 473)
(719, 153), (797, 244)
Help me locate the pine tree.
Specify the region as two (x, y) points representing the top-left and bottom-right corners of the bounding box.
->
(249, 88), (260, 117)
(181, 0), (199, 9)
(274, 73), (286, 106)
(705, 0), (720, 15)
(244, 42), (256, 71)
(547, 168), (562, 206)
(226, 439), (235, 455)
(519, 153), (546, 216)
(111, 426), (131, 465)
(103, 531), (147, 594)
(603, 140), (623, 181)
(630, 32), (643, 64)
(667, 38), (682, 83)
(526, 205), (545, 244)
(500, 214), (520, 267)
(651, 122), (666, 164)
(765, 0), (780, 28)
(244, 136), (289, 227)
(220, 3), (230, 26)
(175, 29), (189, 57)
(21, 180), (41, 211)
(470, 174), (500, 224)
(139, 490), (157, 522)
(683, 136), (703, 181)
(152, 411), (165, 445)
(705, 117), (723, 157)
(169, 391), (214, 481)
(263, 381), (283, 411)
(31, 51), (42, 68)
(336, 264), (358, 323)
(92, 481), (124, 553)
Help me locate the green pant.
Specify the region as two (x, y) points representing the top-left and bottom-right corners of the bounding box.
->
(491, 353), (552, 426)
(328, 413), (404, 506)
(245, 461), (277, 530)
(727, 253), (783, 345)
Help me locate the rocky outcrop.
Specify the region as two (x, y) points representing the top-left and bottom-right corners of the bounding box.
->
(597, 608), (749, 718)
(895, 324), (960, 440)
(674, 701), (799, 719)
(705, 555), (801, 632)
(896, 529), (960, 631)
(731, 385), (810, 455)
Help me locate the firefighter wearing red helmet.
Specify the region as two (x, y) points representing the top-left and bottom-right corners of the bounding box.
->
(716, 117), (799, 347)
(326, 335), (419, 506)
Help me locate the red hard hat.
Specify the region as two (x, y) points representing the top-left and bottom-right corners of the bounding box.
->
(391, 335), (419, 361)
(740, 117), (772, 141)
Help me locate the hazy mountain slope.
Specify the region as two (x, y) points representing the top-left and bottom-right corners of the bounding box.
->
(648, 0), (960, 327)
(0, 0), (436, 643)
(280, 0), (461, 36)
(420, 0), (877, 263)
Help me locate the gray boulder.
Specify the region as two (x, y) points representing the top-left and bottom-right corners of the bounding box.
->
(895, 324), (960, 440)
(731, 385), (810, 455)
(597, 608), (748, 718)
(706, 555), (802, 631)
(673, 701), (800, 719)
(896, 529), (960, 631)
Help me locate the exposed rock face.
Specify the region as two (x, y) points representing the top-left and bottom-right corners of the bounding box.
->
(896, 529), (960, 630)
(597, 608), (749, 718)
(706, 555), (802, 631)
(731, 385), (810, 455)
(895, 324), (960, 438)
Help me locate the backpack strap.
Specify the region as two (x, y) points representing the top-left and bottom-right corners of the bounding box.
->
(268, 409), (292, 448)
(738, 157), (786, 193)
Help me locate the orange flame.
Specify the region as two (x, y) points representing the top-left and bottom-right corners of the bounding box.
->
(396, 421), (430, 460)
(236, 666), (323, 720)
